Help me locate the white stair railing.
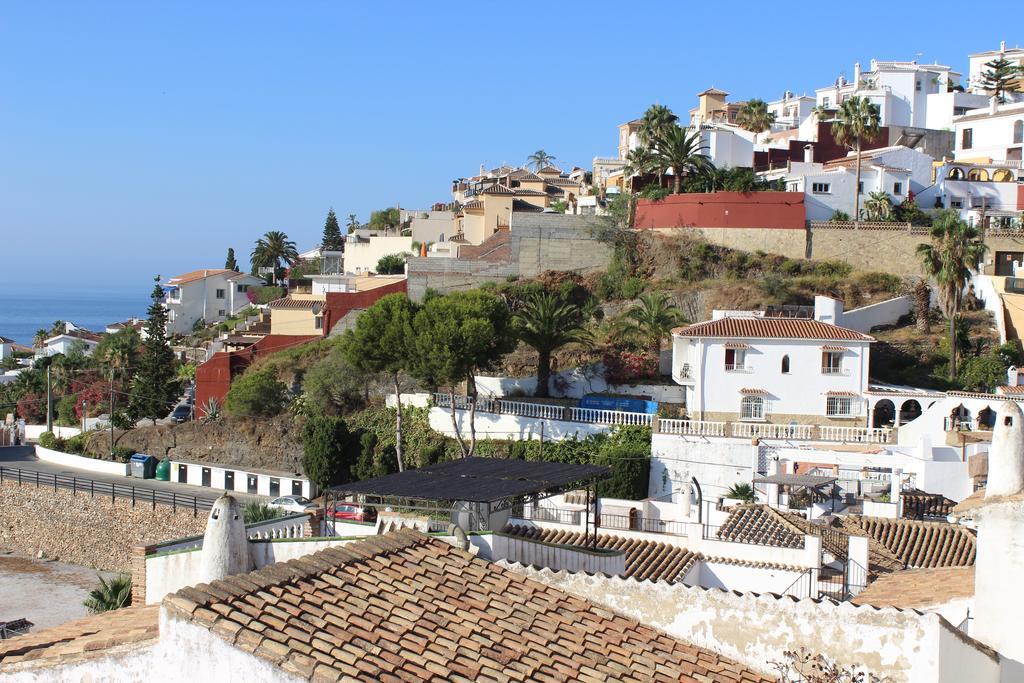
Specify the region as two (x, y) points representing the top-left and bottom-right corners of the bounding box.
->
(569, 408), (652, 426)
(818, 425), (892, 444)
(657, 418), (726, 436)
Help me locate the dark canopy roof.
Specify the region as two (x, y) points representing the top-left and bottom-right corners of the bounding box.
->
(329, 457), (609, 503)
(754, 473), (837, 488)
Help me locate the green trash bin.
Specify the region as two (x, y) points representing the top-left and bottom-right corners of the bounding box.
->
(155, 459), (171, 482)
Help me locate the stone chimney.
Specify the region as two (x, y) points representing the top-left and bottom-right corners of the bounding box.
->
(198, 494), (252, 583)
(965, 400), (1024, 673)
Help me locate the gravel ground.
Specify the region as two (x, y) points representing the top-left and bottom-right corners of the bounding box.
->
(0, 551), (117, 632)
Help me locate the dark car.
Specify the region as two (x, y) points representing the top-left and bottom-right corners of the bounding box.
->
(171, 405), (192, 423)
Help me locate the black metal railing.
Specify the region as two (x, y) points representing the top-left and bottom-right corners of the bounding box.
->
(0, 465), (210, 516)
(512, 505), (582, 526)
(598, 513), (687, 536)
(780, 559), (868, 602)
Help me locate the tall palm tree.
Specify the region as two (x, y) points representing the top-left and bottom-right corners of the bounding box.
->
(916, 211), (988, 380)
(346, 214), (359, 234)
(651, 126), (713, 194)
(863, 191), (894, 221)
(735, 98), (776, 144)
(83, 574), (132, 613)
(831, 96), (881, 220)
(527, 150), (557, 171)
(32, 328), (48, 348)
(623, 146), (657, 192)
(639, 104), (679, 146)
(622, 291), (685, 360)
(513, 292), (585, 398)
(250, 230), (299, 283)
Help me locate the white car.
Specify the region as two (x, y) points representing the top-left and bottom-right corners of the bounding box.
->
(267, 495), (317, 513)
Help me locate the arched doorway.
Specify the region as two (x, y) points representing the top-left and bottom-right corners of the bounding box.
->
(948, 404), (971, 430)
(978, 406), (996, 430)
(899, 399), (922, 424)
(872, 399), (896, 428)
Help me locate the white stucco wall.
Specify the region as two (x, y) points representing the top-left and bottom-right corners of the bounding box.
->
(953, 103), (1024, 162)
(343, 236), (413, 275)
(429, 406), (610, 442)
(695, 561), (805, 594)
(509, 566), (1001, 683)
(474, 370), (683, 403)
(840, 296), (913, 333)
(170, 461), (314, 498)
(34, 444), (130, 476)
(650, 434), (757, 501)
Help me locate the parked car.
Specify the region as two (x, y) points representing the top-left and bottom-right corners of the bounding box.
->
(170, 405), (192, 423)
(327, 502), (377, 522)
(268, 495), (317, 514)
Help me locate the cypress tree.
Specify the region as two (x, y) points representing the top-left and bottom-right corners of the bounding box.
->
(128, 276), (179, 420)
(322, 209), (343, 251)
(225, 248), (238, 271)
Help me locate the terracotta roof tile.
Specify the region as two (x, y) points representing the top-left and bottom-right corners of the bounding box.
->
(166, 530), (769, 682)
(716, 505), (806, 548)
(482, 184), (515, 196)
(839, 516), (976, 569)
(0, 606), (159, 666)
(167, 268), (237, 285)
(851, 566), (975, 609)
(673, 317), (873, 342)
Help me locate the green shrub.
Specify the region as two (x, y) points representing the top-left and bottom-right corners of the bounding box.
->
(376, 253), (410, 275)
(225, 368), (287, 417)
(64, 434), (88, 455)
(56, 395), (78, 427)
(111, 446), (135, 462)
(812, 260), (853, 279)
(243, 502), (284, 525)
(250, 286), (285, 305)
(302, 416), (355, 490)
(620, 277), (645, 300)
(38, 431), (57, 449)
(780, 259), (803, 276)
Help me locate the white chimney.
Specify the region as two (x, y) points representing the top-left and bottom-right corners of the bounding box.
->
(854, 62), (862, 86)
(990, 96), (999, 115)
(803, 144), (814, 163)
(1009, 366), (1020, 387)
(1000, 40), (1006, 52)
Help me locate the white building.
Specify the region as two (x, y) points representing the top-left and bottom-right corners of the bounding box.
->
(162, 269), (264, 336)
(966, 42), (1024, 99)
(0, 337), (14, 361)
(814, 59), (962, 129)
(401, 209), (453, 245)
(768, 145), (935, 221)
(952, 100), (1024, 163)
(343, 234), (413, 275)
(766, 91), (816, 130)
(919, 160), (1024, 226)
(670, 296), (873, 424)
(39, 329), (102, 357)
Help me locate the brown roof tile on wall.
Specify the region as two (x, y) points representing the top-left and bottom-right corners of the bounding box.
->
(673, 317), (874, 342)
(0, 606), (160, 666)
(716, 505), (806, 548)
(840, 516), (977, 569)
(851, 566), (975, 609)
(163, 530), (770, 682)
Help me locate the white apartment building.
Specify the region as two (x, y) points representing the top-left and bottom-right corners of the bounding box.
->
(919, 160), (1024, 226)
(966, 42), (1024, 98)
(814, 59), (962, 129)
(162, 269), (264, 336)
(343, 234), (413, 275)
(670, 297), (872, 425)
(952, 100), (1024, 163)
(766, 145), (934, 221)
(766, 91), (816, 130)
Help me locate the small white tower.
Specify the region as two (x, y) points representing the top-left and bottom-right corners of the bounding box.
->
(968, 401), (1024, 675)
(198, 494), (252, 583)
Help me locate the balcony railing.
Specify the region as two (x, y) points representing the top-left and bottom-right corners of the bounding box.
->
(569, 408), (653, 426)
(732, 422), (815, 440)
(433, 394), (651, 427)
(820, 366), (849, 376)
(658, 418), (726, 437)
(818, 425), (892, 443)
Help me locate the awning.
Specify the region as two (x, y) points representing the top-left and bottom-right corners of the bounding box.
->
(740, 388), (768, 395)
(826, 391), (858, 397)
(754, 473), (837, 487)
(724, 342), (751, 350)
(821, 345), (849, 352)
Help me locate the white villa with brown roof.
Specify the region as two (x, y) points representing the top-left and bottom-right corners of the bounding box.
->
(162, 269), (264, 336)
(671, 296), (873, 425)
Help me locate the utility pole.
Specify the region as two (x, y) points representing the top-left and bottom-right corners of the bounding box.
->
(45, 364), (52, 433)
(109, 371), (115, 455)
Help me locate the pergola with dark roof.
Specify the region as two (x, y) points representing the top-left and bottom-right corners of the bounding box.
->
(753, 473), (839, 512)
(327, 457), (609, 534)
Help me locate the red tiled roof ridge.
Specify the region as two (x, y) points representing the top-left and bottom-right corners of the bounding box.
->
(168, 268), (238, 284)
(673, 316), (874, 342)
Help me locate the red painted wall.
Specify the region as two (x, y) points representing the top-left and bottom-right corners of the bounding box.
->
(634, 192), (806, 230)
(753, 123), (890, 169)
(321, 279), (408, 334)
(1018, 184), (1024, 211)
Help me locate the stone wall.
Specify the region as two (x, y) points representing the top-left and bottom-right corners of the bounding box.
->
(0, 480), (207, 572)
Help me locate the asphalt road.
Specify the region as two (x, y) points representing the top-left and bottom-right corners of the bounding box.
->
(0, 446), (265, 508)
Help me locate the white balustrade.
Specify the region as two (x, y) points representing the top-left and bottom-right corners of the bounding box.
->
(731, 422), (815, 440)
(500, 400), (564, 420)
(569, 408), (652, 426)
(657, 418), (726, 436)
(818, 425), (892, 444)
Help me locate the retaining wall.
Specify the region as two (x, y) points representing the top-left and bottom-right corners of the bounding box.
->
(34, 445), (129, 476)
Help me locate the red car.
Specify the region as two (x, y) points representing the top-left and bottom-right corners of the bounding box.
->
(327, 502), (377, 522)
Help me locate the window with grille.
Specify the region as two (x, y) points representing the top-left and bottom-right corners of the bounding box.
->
(893, 182), (902, 195)
(822, 351), (843, 374)
(811, 182), (831, 194)
(740, 396), (764, 420)
(826, 396), (854, 417)
(725, 348), (747, 371)
(962, 128), (973, 150)
(215, 289), (225, 299)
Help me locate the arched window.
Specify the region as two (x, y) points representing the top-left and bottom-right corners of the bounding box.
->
(781, 355), (790, 374)
(947, 167), (965, 180)
(993, 169), (1014, 182)
(1015, 120), (1023, 144)
(740, 396), (764, 420)
(968, 168), (989, 182)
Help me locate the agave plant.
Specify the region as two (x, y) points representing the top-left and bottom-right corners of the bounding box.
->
(244, 502), (284, 524)
(201, 397), (221, 422)
(84, 574), (132, 613)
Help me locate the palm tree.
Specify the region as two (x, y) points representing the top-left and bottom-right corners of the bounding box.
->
(650, 126), (713, 194)
(527, 150), (557, 171)
(32, 328), (48, 348)
(623, 146), (657, 192)
(726, 483), (757, 503)
(914, 279), (931, 333)
(346, 214), (359, 234)
(735, 99), (776, 144)
(250, 230), (299, 283)
(83, 574), (132, 613)
(622, 292), (685, 361)
(917, 211), (988, 380)
(863, 191), (894, 221)
(513, 292), (585, 398)
(831, 96), (881, 220)
(639, 104), (679, 146)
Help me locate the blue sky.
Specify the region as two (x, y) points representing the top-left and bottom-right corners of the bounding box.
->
(0, 2), (1018, 290)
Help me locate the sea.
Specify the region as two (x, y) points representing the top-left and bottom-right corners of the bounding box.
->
(0, 282), (150, 345)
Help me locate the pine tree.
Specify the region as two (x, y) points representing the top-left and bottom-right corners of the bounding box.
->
(980, 56), (1023, 104)
(225, 248), (238, 271)
(322, 209), (343, 251)
(128, 276), (179, 421)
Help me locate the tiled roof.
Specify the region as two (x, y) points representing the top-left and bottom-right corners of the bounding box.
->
(536, 165), (563, 175)
(482, 184), (515, 196)
(673, 317), (874, 342)
(267, 297), (322, 311)
(46, 329), (103, 344)
(851, 566), (975, 609)
(901, 490), (958, 520)
(544, 177), (581, 186)
(0, 336), (14, 344)
(164, 530), (768, 682)
(461, 200), (483, 210)
(998, 384), (1024, 395)
(502, 525), (700, 582)
(167, 268), (236, 285)
(512, 171), (545, 182)
(838, 516), (976, 569)
(512, 199), (545, 213)
(0, 606), (159, 666)
(512, 188), (548, 196)
(716, 505), (806, 548)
